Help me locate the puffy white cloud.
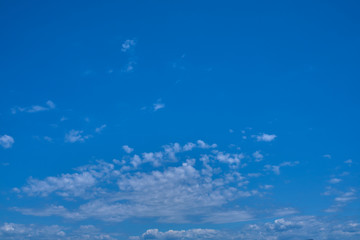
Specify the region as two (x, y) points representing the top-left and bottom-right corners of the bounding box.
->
(254, 133), (277, 142)
(11, 100), (55, 114)
(122, 145), (134, 153)
(0, 135), (14, 149)
(65, 130), (91, 143)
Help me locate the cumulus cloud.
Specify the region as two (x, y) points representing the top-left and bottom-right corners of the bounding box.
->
(11, 100), (55, 114)
(0, 135), (14, 149)
(254, 133), (277, 142)
(122, 145), (134, 153)
(65, 130), (91, 143)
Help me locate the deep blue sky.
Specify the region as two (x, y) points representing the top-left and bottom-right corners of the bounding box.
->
(0, 1), (359, 239)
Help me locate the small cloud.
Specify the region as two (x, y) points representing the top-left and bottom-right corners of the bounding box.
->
(260, 184), (274, 190)
(0, 134), (15, 149)
(329, 178), (342, 184)
(122, 60), (136, 73)
(323, 154), (332, 159)
(12, 100), (56, 114)
(254, 133), (277, 142)
(229, 129), (234, 133)
(95, 124), (107, 133)
(344, 159), (352, 165)
(122, 145), (134, 154)
(153, 99), (165, 111)
(121, 39), (136, 52)
(252, 151), (264, 162)
(43, 136), (53, 142)
(65, 130), (91, 143)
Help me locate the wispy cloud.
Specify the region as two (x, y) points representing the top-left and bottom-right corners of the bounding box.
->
(11, 100), (55, 114)
(95, 124), (107, 133)
(153, 99), (165, 111)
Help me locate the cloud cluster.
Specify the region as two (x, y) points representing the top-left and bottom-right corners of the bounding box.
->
(0, 222), (115, 240)
(13, 140), (295, 224)
(131, 216), (360, 240)
(65, 130), (91, 143)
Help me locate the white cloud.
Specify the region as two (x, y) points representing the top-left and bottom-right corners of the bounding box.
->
(95, 124), (107, 133)
(252, 150), (263, 161)
(254, 133), (277, 142)
(153, 99), (165, 111)
(0, 135), (14, 149)
(11, 100), (56, 114)
(264, 161), (299, 175)
(122, 60), (136, 73)
(65, 130), (91, 143)
(121, 39), (136, 52)
(14, 141), (268, 224)
(323, 154), (332, 159)
(329, 178), (342, 184)
(345, 159), (352, 165)
(122, 145), (134, 154)
(132, 216), (360, 240)
(0, 222), (116, 240)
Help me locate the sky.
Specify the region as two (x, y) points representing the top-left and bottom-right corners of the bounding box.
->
(0, 0), (360, 239)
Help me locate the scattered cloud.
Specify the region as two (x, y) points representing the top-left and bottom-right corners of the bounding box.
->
(65, 130), (91, 143)
(11, 100), (55, 114)
(0, 135), (14, 149)
(252, 150), (263, 161)
(254, 133), (277, 142)
(121, 39), (136, 52)
(131, 216), (360, 240)
(323, 154), (332, 159)
(329, 178), (342, 184)
(264, 161), (299, 175)
(122, 60), (136, 73)
(95, 124), (107, 133)
(153, 99), (165, 111)
(345, 159), (352, 165)
(122, 145), (134, 154)
(13, 140), (282, 224)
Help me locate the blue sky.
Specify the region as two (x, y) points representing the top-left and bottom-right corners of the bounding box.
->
(0, 0), (360, 239)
